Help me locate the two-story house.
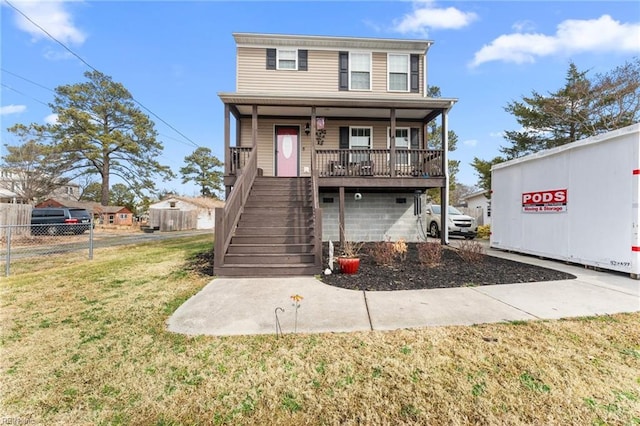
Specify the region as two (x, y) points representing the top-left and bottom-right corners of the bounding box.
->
(214, 33), (456, 277)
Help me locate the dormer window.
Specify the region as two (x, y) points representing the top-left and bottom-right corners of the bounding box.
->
(277, 49), (296, 69)
(266, 49), (308, 71)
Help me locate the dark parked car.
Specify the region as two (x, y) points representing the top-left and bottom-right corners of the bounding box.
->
(31, 208), (93, 235)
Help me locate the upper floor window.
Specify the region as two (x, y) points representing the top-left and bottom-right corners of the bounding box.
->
(277, 49), (297, 70)
(266, 48), (308, 71)
(388, 54), (409, 92)
(349, 52), (371, 91)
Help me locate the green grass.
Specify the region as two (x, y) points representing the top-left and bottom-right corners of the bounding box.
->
(1, 233), (639, 425)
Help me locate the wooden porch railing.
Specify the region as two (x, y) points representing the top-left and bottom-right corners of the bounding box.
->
(214, 146), (259, 269)
(315, 149), (444, 178)
(228, 147), (253, 175)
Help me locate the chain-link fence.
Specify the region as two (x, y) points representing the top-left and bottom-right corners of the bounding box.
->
(0, 223), (93, 277)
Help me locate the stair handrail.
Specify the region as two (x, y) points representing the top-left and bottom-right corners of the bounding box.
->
(311, 148), (323, 269)
(214, 146), (259, 269)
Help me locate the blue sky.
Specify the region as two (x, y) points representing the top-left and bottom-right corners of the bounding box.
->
(1, 0), (639, 196)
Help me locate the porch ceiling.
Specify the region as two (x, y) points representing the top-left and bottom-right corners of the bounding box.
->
(218, 92), (457, 121)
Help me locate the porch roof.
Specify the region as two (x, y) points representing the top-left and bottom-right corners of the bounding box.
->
(218, 92), (457, 121)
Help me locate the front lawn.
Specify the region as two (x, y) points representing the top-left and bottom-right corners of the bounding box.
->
(1, 235), (638, 424)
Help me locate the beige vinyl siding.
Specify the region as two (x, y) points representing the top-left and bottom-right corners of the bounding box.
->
(237, 47), (425, 97)
(371, 52), (387, 93)
(238, 47), (337, 94)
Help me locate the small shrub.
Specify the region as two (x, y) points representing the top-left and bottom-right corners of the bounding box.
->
(457, 240), (485, 263)
(393, 239), (407, 262)
(368, 241), (396, 266)
(417, 242), (442, 267)
(369, 238), (408, 266)
(477, 225), (490, 239)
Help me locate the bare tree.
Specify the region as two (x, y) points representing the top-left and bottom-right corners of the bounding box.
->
(2, 124), (76, 204)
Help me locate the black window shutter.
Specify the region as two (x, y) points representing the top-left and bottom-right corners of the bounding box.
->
(298, 49), (308, 71)
(339, 127), (350, 149)
(338, 51), (349, 91)
(339, 126), (350, 165)
(266, 48), (276, 70)
(410, 128), (420, 149)
(410, 54), (420, 93)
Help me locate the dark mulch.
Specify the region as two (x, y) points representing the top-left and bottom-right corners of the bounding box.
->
(189, 241), (576, 291)
(320, 242), (576, 291)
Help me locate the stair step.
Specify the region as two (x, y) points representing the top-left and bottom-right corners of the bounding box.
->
(234, 226), (312, 236)
(225, 253), (315, 264)
(215, 263), (320, 277)
(227, 243), (314, 254)
(231, 235), (313, 245)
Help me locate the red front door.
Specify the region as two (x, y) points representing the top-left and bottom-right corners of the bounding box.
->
(275, 126), (299, 177)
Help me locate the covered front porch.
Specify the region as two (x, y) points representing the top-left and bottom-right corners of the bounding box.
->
(214, 93), (456, 274)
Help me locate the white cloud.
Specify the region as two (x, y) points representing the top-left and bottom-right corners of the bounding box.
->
(463, 139), (478, 147)
(512, 20), (536, 33)
(9, 0), (86, 45)
(470, 15), (640, 68)
(44, 113), (59, 124)
(489, 131), (505, 138)
(0, 105), (27, 115)
(393, 0), (478, 34)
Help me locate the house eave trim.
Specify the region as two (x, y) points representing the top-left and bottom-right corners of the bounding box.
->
(233, 32), (433, 53)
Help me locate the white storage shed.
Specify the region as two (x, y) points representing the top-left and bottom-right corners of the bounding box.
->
(491, 123), (640, 278)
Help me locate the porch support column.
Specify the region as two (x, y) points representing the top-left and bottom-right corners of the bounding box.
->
(390, 108), (396, 177)
(440, 109), (449, 245)
(310, 107), (317, 176)
(339, 186), (345, 244)
(224, 104), (230, 176)
(251, 105), (258, 149)
(224, 104), (232, 199)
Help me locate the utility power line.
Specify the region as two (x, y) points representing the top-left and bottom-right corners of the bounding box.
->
(4, 0), (202, 150)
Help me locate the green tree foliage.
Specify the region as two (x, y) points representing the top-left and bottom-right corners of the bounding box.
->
(470, 156), (504, 198)
(49, 70), (174, 205)
(79, 182), (102, 202)
(3, 124), (77, 203)
(179, 147), (223, 198)
(502, 59), (640, 159)
(473, 58), (640, 195)
(426, 86), (459, 202)
(109, 183), (137, 213)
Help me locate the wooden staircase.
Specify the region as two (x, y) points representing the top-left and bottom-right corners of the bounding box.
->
(215, 177), (320, 277)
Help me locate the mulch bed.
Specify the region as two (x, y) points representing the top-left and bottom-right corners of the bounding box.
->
(191, 241), (576, 291)
(320, 242), (576, 291)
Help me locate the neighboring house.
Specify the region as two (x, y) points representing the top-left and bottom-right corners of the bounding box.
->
(215, 32), (456, 276)
(149, 196), (224, 231)
(460, 190), (491, 226)
(36, 198), (133, 227)
(36, 198), (101, 215)
(99, 206), (134, 226)
(0, 168), (80, 203)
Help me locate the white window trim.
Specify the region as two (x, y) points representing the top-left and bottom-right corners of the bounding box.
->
(349, 126), (373, 163)
(387, 127), (411, 165)
(348, 51), (372, 91)
(387, 53), (410, 92)
(276, 48), (298, 70)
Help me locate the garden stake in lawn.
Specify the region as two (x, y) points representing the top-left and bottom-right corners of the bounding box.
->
(290, 294), (303, 333)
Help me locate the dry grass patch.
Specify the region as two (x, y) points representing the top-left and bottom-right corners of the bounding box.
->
(1, 235), (639, 425)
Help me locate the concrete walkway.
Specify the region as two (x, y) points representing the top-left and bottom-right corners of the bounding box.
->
(167, 247), (640, 336)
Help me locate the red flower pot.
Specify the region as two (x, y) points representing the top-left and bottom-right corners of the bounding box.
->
(337, 257), (360, 274)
